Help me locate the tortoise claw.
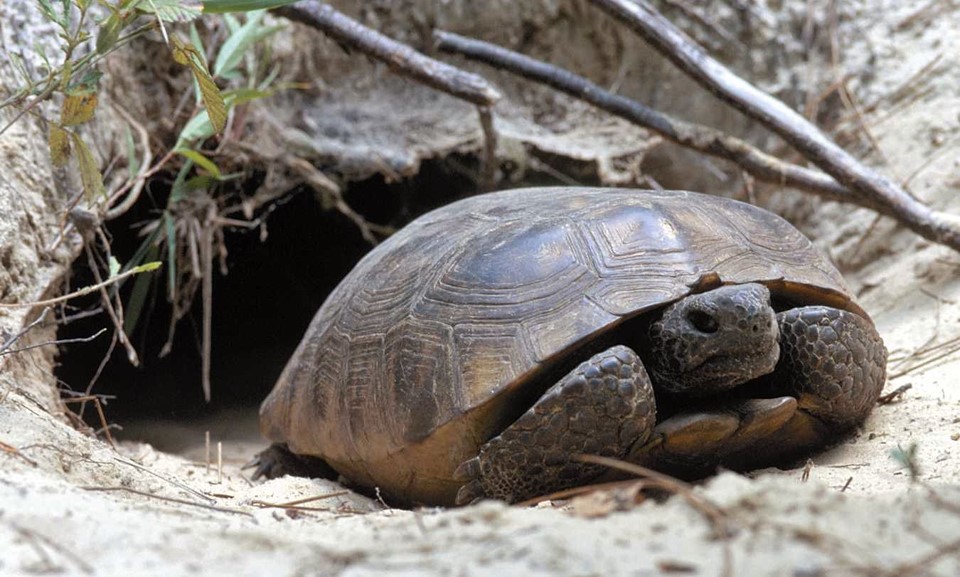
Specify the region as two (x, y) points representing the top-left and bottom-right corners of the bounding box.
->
(455, 480), (486, 506)
(454, 456), (481, 482)
(248, 443), (340, 481)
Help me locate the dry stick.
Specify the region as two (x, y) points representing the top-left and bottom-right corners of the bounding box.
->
(0, 266), (155, 309)
(0, 439), (40, 467)
(0, 308), (50, 355)
(84, 244), (139, 366)
(82, 486), (253, 517)
(0, 328), (107, 357)
(273, 2), (500, 107)
(114, 456), (217, 504)
(433, 30), (869, 210)
(61, 395), (117, 448)
(575, 454), (731, 537)
(249, 491), (350, 510)
(477, 105), (498, 190)
(272, 2), (502, 188)
(589, 0), (960, 253)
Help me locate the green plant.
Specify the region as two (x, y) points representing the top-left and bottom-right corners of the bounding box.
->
(2, 0), (292, 402)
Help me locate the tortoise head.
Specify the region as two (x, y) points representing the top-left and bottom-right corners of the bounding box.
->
(648, 283), (779, 394)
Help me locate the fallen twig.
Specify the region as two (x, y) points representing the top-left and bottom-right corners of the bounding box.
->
(589, 0), (960, 253)
(877, 383), (912, 405)
(81, 486), (254, 517)
(249, 490), (350, 512)
(61, 395), (117, 448)
(433, 30), (863, 208)
(113, 456), (216, 503)
(0, 439), (39, 467)
(575, 454), (732, 538)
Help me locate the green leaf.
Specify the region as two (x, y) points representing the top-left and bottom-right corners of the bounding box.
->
(69, 132), (106, 200)
(108, 256), (122, 277)
(132, 261), (163, 273)
(169, 158), (194, 204)
(124, 243), (160, 335)
(174, 147), (222, 178)
(214, 12), (283, 78)
(163, 212), (177, 297)
(124, 124), (140, 177)
(49, 124), (72, 166)
(175, 110), (216, 148)
(172, 37), (227, 134)
(140, 0), (203, 22)
(201, 0), (293, 13)
(96, 10), (126, 54)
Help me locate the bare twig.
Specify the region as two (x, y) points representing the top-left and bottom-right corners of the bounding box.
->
(0, 308), (50, 355)
(589, 0), (960, 253)
(0, 265), (158, 309)
(84, 243), (139, 366)
(477, 105), (498, 190)
(877, 383), (912, 405)
(0, 439), (40, 467)
(114, 456), (216, 504)
(249, 491), (350, 511)
(0, 328), (107, 356)
(81, 486), (254, 517)
(575, 454), (731, 537)
(62, 395), (117, 447)
(273, 2), (500, 107)
(283, 155), (392, 244)
(433, 30), (864, 208)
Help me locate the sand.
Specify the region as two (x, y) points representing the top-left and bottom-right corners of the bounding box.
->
(3, 0), (960, 575)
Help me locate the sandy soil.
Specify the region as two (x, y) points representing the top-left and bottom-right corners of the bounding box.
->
(3, 1), (960, 576)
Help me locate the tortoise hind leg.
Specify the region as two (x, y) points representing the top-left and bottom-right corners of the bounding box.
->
(250, 443), (339, 481)
(455, 345), (657, 505)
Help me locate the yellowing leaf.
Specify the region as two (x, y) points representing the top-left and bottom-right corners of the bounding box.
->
(171, 37), (227, 134)
(70, 132), (106, 200)
(61, 90), (98, 126)
(49, 124), (72, 166)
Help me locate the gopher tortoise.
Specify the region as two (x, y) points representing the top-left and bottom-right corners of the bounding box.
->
(257, 187), (887, 506)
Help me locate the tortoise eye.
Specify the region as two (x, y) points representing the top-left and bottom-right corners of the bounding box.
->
(686, 309), (719, 334)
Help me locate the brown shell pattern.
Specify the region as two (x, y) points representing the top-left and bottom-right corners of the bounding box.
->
(260, 187), (856, 463)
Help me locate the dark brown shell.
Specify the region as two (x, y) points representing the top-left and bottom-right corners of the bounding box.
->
(260, 187), (863, 504)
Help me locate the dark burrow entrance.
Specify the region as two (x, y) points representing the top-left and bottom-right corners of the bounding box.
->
(53, 155), (586, 452)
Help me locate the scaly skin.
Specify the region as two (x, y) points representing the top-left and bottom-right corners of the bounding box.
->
(455, 345), (656, 505)
(457, 304), (886, 503)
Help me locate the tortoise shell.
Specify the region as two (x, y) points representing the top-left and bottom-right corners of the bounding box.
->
(260, 187), (864, 504)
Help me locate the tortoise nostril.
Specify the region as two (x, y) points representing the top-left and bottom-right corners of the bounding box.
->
(687, 309), (719, 334)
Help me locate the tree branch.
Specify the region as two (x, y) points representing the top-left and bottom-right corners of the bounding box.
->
(433, 30), (875, 210)
(273, 2), (500, 106)
(589, 0), (960, 252)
